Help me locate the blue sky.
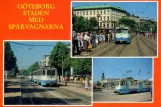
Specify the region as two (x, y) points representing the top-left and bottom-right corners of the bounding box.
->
(93, 58), (153, 81)
(9, 41), (69, 70)
(72, 2), (157, 20)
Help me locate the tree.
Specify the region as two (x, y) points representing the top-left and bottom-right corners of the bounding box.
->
(73, 16), (87, 32)
(22, 62), (39, 75)
(4, 42), (17, 71)
(118, 17), (137, 31)
(87, 17), (98, 32)
(72, 16), (98, 32)
(49, 42), (69, 81)
(71, 58), (92, 77)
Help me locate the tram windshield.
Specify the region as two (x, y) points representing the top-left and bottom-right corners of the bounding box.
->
(47, 70), (55, 76)
(116, 29), (129, 33)
(116, 81), (119, 86)
(120, 81), (125, 86)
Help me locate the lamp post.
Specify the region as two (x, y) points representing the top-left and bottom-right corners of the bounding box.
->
(97, 14), (101, 33)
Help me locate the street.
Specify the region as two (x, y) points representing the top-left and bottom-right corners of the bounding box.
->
(93, 90), (152, 102)
(4, 79), (91, 105)
(79, 35), (157, 57)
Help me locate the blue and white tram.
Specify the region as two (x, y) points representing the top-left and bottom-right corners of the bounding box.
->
(115, 27), (132, 44)
(39, 67), (58, 86)
(114, 79), (151, 94)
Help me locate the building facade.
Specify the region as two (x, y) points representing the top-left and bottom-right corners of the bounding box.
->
(41, 55), (50, 67)
(73, 4), (130, 29)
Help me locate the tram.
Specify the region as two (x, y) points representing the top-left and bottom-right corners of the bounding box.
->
(31, 67), (57, 86)
(115, 27), (132, 44)
(114, 78), (151, 94)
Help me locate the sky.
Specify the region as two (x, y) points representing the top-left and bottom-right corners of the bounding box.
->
(9, 41), (70, 70)
(72, 2), (157, 20)
(93, 58), (153, 82)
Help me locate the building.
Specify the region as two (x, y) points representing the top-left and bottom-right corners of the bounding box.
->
(129, 14), (140, 23)
(73, 4), (130, 29)
(41, 55), (50, 67)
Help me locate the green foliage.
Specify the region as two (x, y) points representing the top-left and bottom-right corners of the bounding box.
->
(4, 42), (17, 71)
(118, 17), (137, 31)
(71, 58), (92, 76)
(49, 42), (69, 76)
(140, 21), (157, 33)
(72, 16), (98, 32)
(88, 17), (98, 32)
(22, 62), (39, 75)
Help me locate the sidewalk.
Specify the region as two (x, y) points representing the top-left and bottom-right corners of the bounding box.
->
(4, 79), (21, 105)
(58, 82), (91, 97)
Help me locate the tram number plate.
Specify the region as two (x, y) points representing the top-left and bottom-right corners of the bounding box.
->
(120, 40), (123, 43)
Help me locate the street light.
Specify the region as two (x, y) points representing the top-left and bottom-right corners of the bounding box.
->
(97, 14), (101, 33)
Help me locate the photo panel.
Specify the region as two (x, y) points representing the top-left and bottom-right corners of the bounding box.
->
(4, 40), (92, 106)
(93, 58), (153, 103)
(71, 1), (158, 58)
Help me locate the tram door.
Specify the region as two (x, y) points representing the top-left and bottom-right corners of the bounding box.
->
(125, 81), (130, 93)
(138, 81), (143, 92)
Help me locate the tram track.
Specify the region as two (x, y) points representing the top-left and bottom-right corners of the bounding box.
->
(114, 44), (126, 56)
(21, 80), (69, 105)
(140, 36), (157, 55)
(88, 42), (115, 56)
(21, 79), (91, 105)
(30, 83), (71, 105)
(142, 36), (157, 48)
(36, 83), (91, 105)
(136, 36), (144, 56)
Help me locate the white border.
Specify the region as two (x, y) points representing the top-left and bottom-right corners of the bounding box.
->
(3, 40), (93, 106)
(70, 1), (158, 58)
(92, 57), (154, 103)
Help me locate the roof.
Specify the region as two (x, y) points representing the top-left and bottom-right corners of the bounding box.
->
(73, 4), (127, 13)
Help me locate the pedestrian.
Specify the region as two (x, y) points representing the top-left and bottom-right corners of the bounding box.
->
(85, 80), (88, 91)
(95, 33), (99, 46)
(108, 32), (111, 42)
(92, 33), (96, 48)
(112, 32), (115, 41)
(72, 31), (80, 55)
(84, 32), (89, 52)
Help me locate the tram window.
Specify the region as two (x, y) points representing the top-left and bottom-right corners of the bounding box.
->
(47, 70), (55, 75)
(120, 81), (125, 86)
(116, 29), (128, 33)
(116, 81), (119, 86)
(43, 70), (45, 75)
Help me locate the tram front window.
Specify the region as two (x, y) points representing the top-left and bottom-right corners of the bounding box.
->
(120, 81), (125, 86)
(116, 29), (128, 33)
(47, 70), (55, 76)
(116, 81), (119, 86)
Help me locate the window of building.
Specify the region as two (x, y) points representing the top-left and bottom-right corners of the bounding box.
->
(100, 16), (102, 21)
(104, 10), (106, 14)
(111, 16), (113, 21)
(97, 10), (99, 14)
(90, 11), (92, 15)
(86, 11), (88, 15)
(83, 11), (85, 15)
(104, 16), (106, 21)
(103, 24), (105, 27)
(93, 11), (95, 15)
(100, 10), (102, 14)
(107, 16), (109, 21)
(107, 23), (109, 27)
(100, 22), (102, 27)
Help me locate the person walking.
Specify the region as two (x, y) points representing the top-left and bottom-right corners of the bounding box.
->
(84, 32), (89, 52)
(72, 31), (80, 55)
(108, 32), (111, 43)
(85, 80), (88, 91)
(92, 33), (96, 48)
